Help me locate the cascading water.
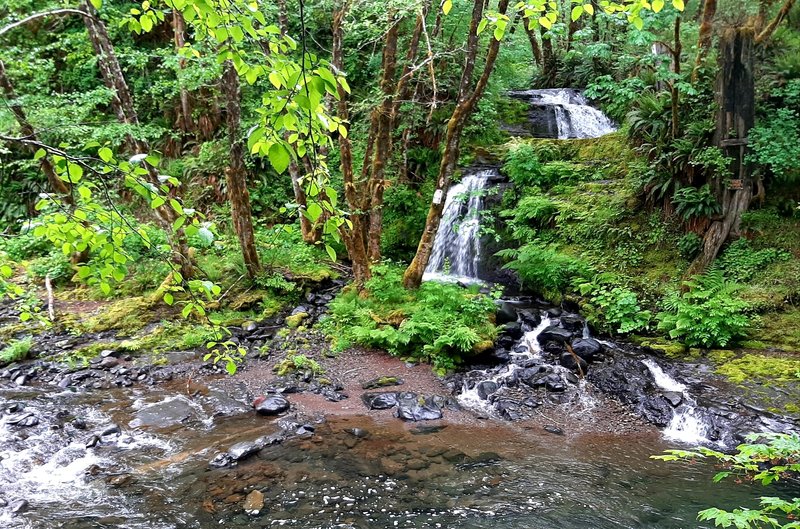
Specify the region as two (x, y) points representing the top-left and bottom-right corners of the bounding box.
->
(641, 359), (713, 445)
(423, 168), (494, 283)
(506, 88), (617, 139)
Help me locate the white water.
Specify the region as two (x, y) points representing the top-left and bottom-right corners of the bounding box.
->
(511, 88), (617, 139)
(423, 169), (494, 284)
(642, 359), (712, 445)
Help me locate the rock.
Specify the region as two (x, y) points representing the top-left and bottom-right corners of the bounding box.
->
(518, 309), (542, 328)
(101, 424), (121, 437)
(13, 375), (27, 386)
(229, 437), (270, 461)
(9, 499), (29, 515)
(85, 435), (100, 448)
(345, 427), (370, 438)
(6, 412), (38, 427)
(546, 307), (562, 318)
(0, 497), (6, 507)
(361, 392), (398, 410)
(640, 396), (674, 427)
(663, 391), (683, 407)
(396, 402), (443, 422)
(495, 301), (518, 324)
(538, 326), (573, 344)
(285, 312), (308, 328)
(321, 388), (348, 402)
(544, 374), (566, 393)
(130, 396), (197, 428)
(361, 376), (404, 390)
(209, 453), (233, 468)
(98, 357), (119, 369)
(560, 314), (585, 332)
(476, 381), (498, 400)
(296, 424), (315, 436)
(253, 395), (290, 416)
(503, 321), (523, 339)
(100, 349), (119, 358)
(559, 352), (588, 374)
(571, 338), (602, 361)
(243, 490), (264, 514)
(242, 321), (258, 333)
(291, 305), (309, 316)
(544, 425), (564, 435)
(495, 400), (520, 421)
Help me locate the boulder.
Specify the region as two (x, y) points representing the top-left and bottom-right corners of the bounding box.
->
(503, 321), (523, 340)
(495, 302), (518, 324)
(663, 391), (683, 407)
(538, 326), (573, 344)
(560, 314), (586, 332)
(361, 392), (398, 410)
(544, 374), (566, 393)
(361, 376), (404, 390)
(476, 381), (499, 400)
(253, 395), (290, 416)
(396, 402), (443, 422)
(518, 309), (542, 329)
(560, 352), (589, 374)
(571, 338), (603, 362)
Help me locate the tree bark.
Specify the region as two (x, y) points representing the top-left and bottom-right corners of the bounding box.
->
(692, 0), (717, 81)
(403, 0), (510, 289)
(173, 10), (193, 134)
(0, 60), (72, 203)
(221, 61), (261, 278)
(671, 16), (682, 139)
(523, 18), (543, 67)
(540, 26), (557, 85)
(686, 28), (755, 278)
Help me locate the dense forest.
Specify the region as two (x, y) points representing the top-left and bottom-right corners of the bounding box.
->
(1, 0), (799, 527)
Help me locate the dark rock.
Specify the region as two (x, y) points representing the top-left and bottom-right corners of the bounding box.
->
(361, 392), (398, 410)
(130, 396), (197, 428)
(518, 309), (542, 328)
(565, 372), (580, 385)
(476, 381), (499, 400)
(72, 418), (87, 430)
(0, 497), (7, 507)
(495, 400), (520, 421)
(100, 349), (119, 358)
(442, 449), (467, 463)
(571, 338), (603, 362)
(253, 395), (290, 416)
(9, 499), (29, 515)
(290, 305), (309, 316)
(99, 357), (119, 369)
(546, 307), (562, 318)
(6, 412), (38, 427)
(496, 335), (515, 349)
(296, 424), (315, 435)
(361, 376), (404, 390)
(503, 321), (523, 339)
(229, 437), (270, 461)
(560, 314), (585, 332)
(241, 321), (258, 333)
(13, 375), (27, 386)
(321, 388), (348, 402)
(544, 425), (564, 435)
(560, 352), (589, 374)
(641, 396), (674, 427)
(410, 425), (446, 435)
(396, 402), (443, 422)
(345, 427), (370, 438)
(538, 326), (573, 344)
(495, 301), (518, 324)
(85, 435), (100, 448)
(523, 397), (542, 408)
(101, 424), (121, 437)
(663, 391), (683, 407)
(544, 374), (566, 393)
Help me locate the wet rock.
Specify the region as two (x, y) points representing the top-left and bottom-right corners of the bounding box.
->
(560, 314), (585, 332)
(345, 427), (370, 438)
(476, 381), (498, 400)
(100, 349), (120, 358)
(13, 374), (27, 386)
(209, 453), (233, 468)
(442, 448), (467, 463)
(663, 391), (683, 407)
(131, 396), (197, 428)
(538, 326), (573, 344)
(571, 338), (603, 361)
(361, 392), (398, 410)
(523, 397), (542, 408)
(85, 435), (100, 448)
(544, 374), (566, 393)
(495, 301), (518, 324)
(495, 400), (521, 421)
(243, 490), (264, 514)
(228, 437), (270, 461)
(361, 376), (404, 390)
(296, 424), (315, 436)
(6, 412), (38, 427)
(98, 357), (119, 369)
(166, 351), (198, 365)
(242, 321), (258, 333)
(101, 424), (121, 437)
(9, 499), (29, 515)
(291, 305), (309, 316)
(503, 321), (523, 339)
(321, 388), (348, 402)
(0, 497), (6, 507)
(396, 402), (443, 422)
(518, 309), (542, 328)
(410, 425), (446, 435)
(253, 395), (290, 416)
(640, 396), (674, 427)
(544, 425), (564, 435)
(546, 307), (562, 318)
(71, 418), (87, 430)
(560, 352), (589, 374)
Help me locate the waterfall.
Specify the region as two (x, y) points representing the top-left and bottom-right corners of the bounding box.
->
(423, 168), (494, 283)
(641, 359), (713, 445)
(507, 88), (617, 139)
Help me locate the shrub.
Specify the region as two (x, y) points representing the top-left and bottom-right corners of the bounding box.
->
(27, 251), (73, 285)
(678, 232), (702, 260)
(497, 241), (591, 296)
(0, 336), (33, 365)
(672, 184), (721, 221)
(503, 143), (543, 186)
(657, 270), (750, 348)
(1, 230), (50, 261)
(322, 264), (497, 372)
(501, 189), (560, 231)
(716, 239), (791, 282)
(577, 276), (651, 334)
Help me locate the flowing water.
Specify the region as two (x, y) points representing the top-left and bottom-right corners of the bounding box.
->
(0, 379), (784, 529)
(507, 88), (617, 139)
(423, 168), (495, 284)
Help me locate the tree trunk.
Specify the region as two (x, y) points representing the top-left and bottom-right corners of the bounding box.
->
(540, 27), (557, 85)
(173, 10), (193, 134)
(671, 16), (682, 139)
(523, 19), (543, 67)
(756, 0), (796, 43)
(686, 28), (755, 278)
(692, 0), (717, 81)
(80, 2), (193, 279)
(0, 60), (72, 203)
(221, 61), (261, 278)
(403, 0), (509, 289)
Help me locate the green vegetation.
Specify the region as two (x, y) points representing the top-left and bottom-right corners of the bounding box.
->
(322, 264), (497, 373)
(0, 336), (33, 365)
(275, 354), (324, 377)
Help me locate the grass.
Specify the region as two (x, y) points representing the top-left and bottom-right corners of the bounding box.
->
(0, 336), (33, 365)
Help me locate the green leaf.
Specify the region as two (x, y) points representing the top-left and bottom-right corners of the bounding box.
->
(98, 147), (113, 162)
(67, 163), (83, 183)
(494, 25), (505, 41)
(672, 0), (684, 10)
(90, 0), (102, 9)
(306, 202), (323, 222)
(477, 18), (488, 35)
(140, 14), (153, 32)
(78, 186), (92, 200)
(571, 5), (584, 21)
(325, 244), (337, 262)
(442, 0), (452, 15)
(268, 143), (291, 174)
(164, 292), (174, 305)
(652, 0), (664, 12)
(539, 16), (552, 29)
(197, 227), (215, 246)
(33, 148), (46, 161)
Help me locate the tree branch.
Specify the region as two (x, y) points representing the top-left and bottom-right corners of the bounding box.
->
(0, 9), (89, 38)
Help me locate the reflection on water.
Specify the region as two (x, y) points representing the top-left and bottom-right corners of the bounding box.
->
(0, 382), (778, 529)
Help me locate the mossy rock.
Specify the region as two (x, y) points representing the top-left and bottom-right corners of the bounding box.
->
(715, 353), (800, 385)
(285, 312), (309, 329)
(472, 340), (495, 354)
(642, 340), (688, 359)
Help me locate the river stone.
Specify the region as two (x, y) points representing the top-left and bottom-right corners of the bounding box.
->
(253, 395), (290, 416)
(663, 391), (683, 407)
(0, 497), (7, 507)
(495, 301), (518, 324)
(571, 338), (603, 361)
(518, 309), (542, 328)
(641, 396), (674, 427)
(503, 321), (523, 339)
(560, 352), (589, 374)
(361, 392), (398, 410)
(6, 412), (38, 427)
(101, 424), (121, 437)
(396, 402), (443, 422)
(361, 376), (404, 390)
(544, 425), (564, 435)
(228, 437), (270, 461)
(538, 326), (573, 344)
(560, 314), (585, 332)
(209, 453), (233, 468)
(243, 490), (264, 514)
(98, 357), (119, 369)
(9, 499), (29, 515)
(476, 381), (499, 400)
(544, 374), (566, 393)
(130, 396), (197, 428)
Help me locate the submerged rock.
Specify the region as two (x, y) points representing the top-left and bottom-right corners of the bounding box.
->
(476, 381), (499, 400)
(396, 401), (443, 422)
(243, 490), (264, 514)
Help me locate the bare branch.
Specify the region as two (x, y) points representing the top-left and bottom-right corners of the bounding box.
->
(0, 9), (89, 38)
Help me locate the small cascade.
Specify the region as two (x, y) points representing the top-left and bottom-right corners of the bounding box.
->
(423, 168), (495, 283)
(641, 359), (713, 445)
(507, 88), (617, 139)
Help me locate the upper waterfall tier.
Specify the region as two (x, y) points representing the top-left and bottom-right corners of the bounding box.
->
(506, 88), (617, 139)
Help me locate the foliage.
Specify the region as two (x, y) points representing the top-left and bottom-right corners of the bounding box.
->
(503, 142), (543, 187)
(672, 184), (721, 221)
(654, 433), (800, 529)
(585, 75), (647, 123)
(657, 270), (751, 348)
(678, 232), (702, 260)
(27, 251), (74, 285)
(322, 264), (497, 372)
(716, 239), (791, 283)
(715, 353), (800, 385)
(0, 229), (50, 261)
(497, 241), (591, 295)
(576, 275), (651, 333)
(203, 326), (247, 376)
(0, 336), (33, 365)
(275, 354), (324, 377)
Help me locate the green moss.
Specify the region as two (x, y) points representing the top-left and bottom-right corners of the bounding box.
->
(77, 296), (159, 336)
(285, 312), (308, 329)
(749, 309), (800, 352)
(274, 354), (323, 377)
(715, 353), (800, 385)
(708, 349), (737, 364)
(642, 340), (690, 359)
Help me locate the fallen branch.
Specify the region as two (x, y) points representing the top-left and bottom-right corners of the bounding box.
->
(0, 8), (90, 38)
(565, 343), (584, 379)
(45, 274), (55, 322)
